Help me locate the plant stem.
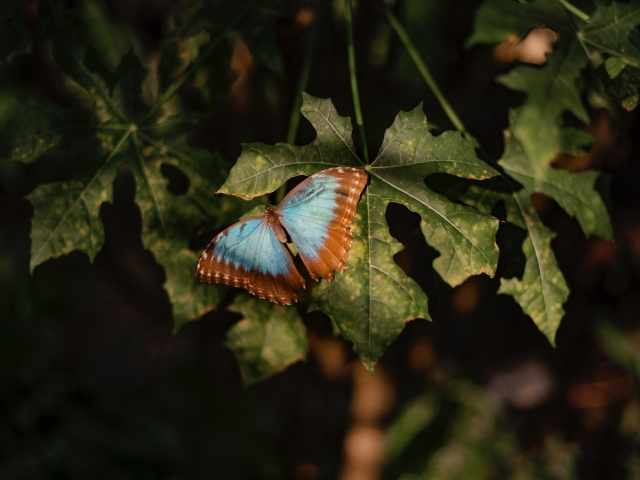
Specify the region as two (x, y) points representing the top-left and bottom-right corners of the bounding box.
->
(139, 0), (258, 125)
(380, 1), (471, 137)
(557, 0), (590, 21)
(344, 0), (369, 163)
(275, 5), (324, 204)
(286, 12), (322, 146)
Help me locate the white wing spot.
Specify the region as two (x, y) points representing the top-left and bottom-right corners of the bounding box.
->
(203, 252), (208, 259)
(200, 269), (204, 275)
(338, 168), (344, 173)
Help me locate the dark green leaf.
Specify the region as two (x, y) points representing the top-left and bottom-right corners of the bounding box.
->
(6, 2), (254, 328)
(469, 0), (640, 164)
(461, 133), (612, 343)
(596, 61), (640, 111)
(560, 125), (597, 155)
(225, 293), (308, 385)
(581, 0), (640, 68)
(76, 0), (139, 71)
(466, 0), (571, 47)
(605, 57), (628, 79)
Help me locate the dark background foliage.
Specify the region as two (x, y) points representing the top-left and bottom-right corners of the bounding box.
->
(1, 0), (640, 479)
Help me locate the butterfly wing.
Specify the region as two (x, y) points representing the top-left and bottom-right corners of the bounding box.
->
(276, 167), (367, 281)
(195, 216), (305, 305)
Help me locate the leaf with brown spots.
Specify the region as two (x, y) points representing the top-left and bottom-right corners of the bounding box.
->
(220, 95), (500, 370)
(461, 133), (612, 343)
(1, 1), (254, 329)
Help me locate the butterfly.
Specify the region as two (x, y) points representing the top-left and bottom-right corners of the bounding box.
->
(195, 167), (367, 305)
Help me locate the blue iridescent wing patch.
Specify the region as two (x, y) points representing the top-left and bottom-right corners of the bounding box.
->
(196, 167), (367, 304)
(277, 167), (367, 281)
(196, 215), (305, 305)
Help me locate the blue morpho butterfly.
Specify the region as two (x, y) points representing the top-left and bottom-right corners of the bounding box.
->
(195, 167), (368, 305)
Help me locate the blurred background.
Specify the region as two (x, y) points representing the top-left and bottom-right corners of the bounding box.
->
(1, 0), (640, 479)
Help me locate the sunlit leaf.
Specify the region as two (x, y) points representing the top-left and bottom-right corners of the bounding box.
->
(497, 39), (589, 168)
(220, 94), (500, 370)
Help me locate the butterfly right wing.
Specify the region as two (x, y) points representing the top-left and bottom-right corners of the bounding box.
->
(277, 167), (367, 282)
(195, 216), (305, 305)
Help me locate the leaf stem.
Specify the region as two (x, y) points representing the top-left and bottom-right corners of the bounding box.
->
(345, 0), (369, 163)
(557, 0), (590, 21)
(379, 1), (471, 137)
(275, 4), (323, 204)
(139, 0), (258, 124)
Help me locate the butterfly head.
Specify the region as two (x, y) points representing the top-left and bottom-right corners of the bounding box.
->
(264, 204), (288, 243)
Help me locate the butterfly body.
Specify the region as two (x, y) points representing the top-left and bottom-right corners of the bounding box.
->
(196, 167), (367, 305)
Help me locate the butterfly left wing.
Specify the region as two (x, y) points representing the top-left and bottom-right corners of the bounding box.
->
(196, 216), (305, 305)
(277, 167), (367, 281)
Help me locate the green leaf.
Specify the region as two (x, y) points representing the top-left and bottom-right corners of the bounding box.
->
(220, 95), (500, 370)
(461, 133), (612, 343)
(605, 57), (628, 79)
(370, 106), (501, 287)
(560, 125), (597, 155)
(466, 0), (571, 47)
(76, 0), (140, 71)
(157, 28), (233, 110)
(580, 0), (640, 68)
(4, 2), (254, 329)
(497, 38), (589, 168)
(596, 61), (640, 111)
(218, 94), (362, 198)
(225, 293), (308, 386)
(469, 0), (640, 165)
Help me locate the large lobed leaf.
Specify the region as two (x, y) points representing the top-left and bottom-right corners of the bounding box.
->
(469, 0), (640, 166)
(461, 133), (612, 343)
(1, 1), (255, 328)
(219, 94), (500, 370)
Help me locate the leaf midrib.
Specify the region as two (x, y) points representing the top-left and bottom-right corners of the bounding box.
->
(370, 170), (494, 268)
(30, 128), (132, 264)
(511, 190), (554, 327)
(502, 163), (609, 233)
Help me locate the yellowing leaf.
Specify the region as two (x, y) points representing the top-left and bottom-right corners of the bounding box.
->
(220, 95), (500, 370)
